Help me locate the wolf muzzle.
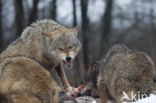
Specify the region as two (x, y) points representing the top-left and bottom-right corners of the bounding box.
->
(63, 56), (73, 69)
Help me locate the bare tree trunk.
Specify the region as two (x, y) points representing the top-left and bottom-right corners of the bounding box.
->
(14, 0), (25, 37)
(72, 0), (77, 27)
(72, 0), (85, 86)
(100, 0), (114, 56)
(50, 0), (57, 20)
(0, 0), (3, 51)
(29, 0), (39, 24)
(81, 0), (90, 70)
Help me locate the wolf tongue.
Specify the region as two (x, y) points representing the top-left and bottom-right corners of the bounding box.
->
(67, 61), (72, 64)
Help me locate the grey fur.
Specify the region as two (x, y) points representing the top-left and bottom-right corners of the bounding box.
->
(0, 19), (81, 103)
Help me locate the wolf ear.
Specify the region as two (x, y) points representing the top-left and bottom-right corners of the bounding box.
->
(42, 32), (55, 37)
(71, 27), (78, 36)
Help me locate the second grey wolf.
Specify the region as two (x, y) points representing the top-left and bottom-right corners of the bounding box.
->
(84, 44), (156, 103)
(0, 19), (81, 103)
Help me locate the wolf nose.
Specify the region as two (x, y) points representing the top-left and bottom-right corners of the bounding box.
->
(66, 57), (71, 62)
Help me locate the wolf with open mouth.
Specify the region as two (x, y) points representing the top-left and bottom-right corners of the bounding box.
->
(48, 29), (81, 69)
(0, 19), (81, 103)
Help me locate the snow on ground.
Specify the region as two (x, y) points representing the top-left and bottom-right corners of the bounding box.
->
(74, 95), (156, 103)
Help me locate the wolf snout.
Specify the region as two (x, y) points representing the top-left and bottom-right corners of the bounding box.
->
(66, 56), (72, 62)
(64, 56), (73, 69)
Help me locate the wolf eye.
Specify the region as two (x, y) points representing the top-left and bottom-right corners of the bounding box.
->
(69, 46), (73, 49)
(59, 48), (63, 51)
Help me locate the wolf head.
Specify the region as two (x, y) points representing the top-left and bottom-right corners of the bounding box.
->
(43, 28), (81, 69)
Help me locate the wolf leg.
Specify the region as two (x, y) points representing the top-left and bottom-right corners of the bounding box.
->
(98, 81), (111, 103)
(55, 65), (71, 89)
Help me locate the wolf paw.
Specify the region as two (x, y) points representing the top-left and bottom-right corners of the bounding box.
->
(66, 85), (86, 98)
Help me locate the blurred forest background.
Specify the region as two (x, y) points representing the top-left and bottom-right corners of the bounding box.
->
(0, 0), (156, 86)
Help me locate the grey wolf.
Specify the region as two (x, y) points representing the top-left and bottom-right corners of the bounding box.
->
(84, 44), (156, 103)
(0, 19), (81, 103)
(98, 44), (156, 103)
